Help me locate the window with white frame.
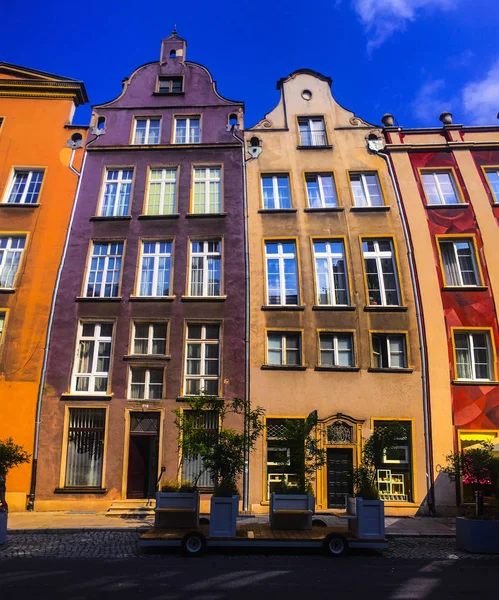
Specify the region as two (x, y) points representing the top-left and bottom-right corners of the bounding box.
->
(454, 331), (493, 381)
(189, 240), (221, 297)
(350, 173), (384, 207)
(184, 323), (220, 396)
(305, 173), (338, 208)
(313, 240), (349, 305)
(372, 334), (407, 369)
(0, 311), (5, 343)
(138, 241), (172, 297)
(85, 242), (124, 298)
(4, 169), (44, 204)
(129, 367), (164, 400)
(72, 322), (113, 393)
(192, 167), (222, 213)
(265, 241), (299, 305)
(174, 116), (200, 144)
(261, 174), (291, 209)
(133, 117), (161, 144)
(267, 332), (301, 366)
(132, 322), (168, 355)
(99, 169), (133, 216)
(146, 168), (177, 215)
(421, 171), (461, 205)
(485, 169), (499, 202)
(362, 239), (400, 306)
(319, 333), (354, 367)
(0, 235), (26, 288)
(439, 238), (480, 287)
(64, 408), (106, 488)
(298, 117), (327, 146)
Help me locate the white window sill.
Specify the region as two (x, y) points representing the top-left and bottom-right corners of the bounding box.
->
(129, 295), (175, 302)
(60, 392), (113, 400)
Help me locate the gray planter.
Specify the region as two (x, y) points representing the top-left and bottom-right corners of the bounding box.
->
(270, 493), (315, 530)
(155, 491), (199, 529)
(0, 511), (6, 545)
(347, 497), (385, 540)
(456, 517), (499, 554)
(209, 495), (239, 537)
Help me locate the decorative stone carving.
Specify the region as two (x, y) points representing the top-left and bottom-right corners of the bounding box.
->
(327, 421), (353, 444)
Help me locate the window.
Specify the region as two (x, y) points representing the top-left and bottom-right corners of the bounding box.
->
(64, 408), (106, 488)
(182, 410), (218, 488)
(454, 331), (493, 381)
(192, 167), (222, 213)
(132, 322), (168, 355)
(133, 118), (161, 145)
(174, 116), (200, 144)
(71, 322), (113, 393)
(138, 241), (172, 297)
(319, 333), (354, 367)
(362, 239), (400, 306)
(85, 242), (124, 298)
(485, 169), (499, 202)
(184, 323), (220, 396)
(188, 240), (221, 297)
(4, 169), (44, 204)
(439, 238), (480, 287)
(313, 240), (349, 305)
(267, 332), (301, 366)
(458, 431), (499, 502)
(350, 173), (384, 207)
(374, 420), (412, 502)
(261, 174), (291, 209)
(129, 367), (164, 400)
(372, 334), (407, 369)
(0, 235), (26, 288)
(265, 241), (299, 305)
(266, 418), (302, 497)
(298, 117), (327, 146)
(146, 168), (177, 215)
(305, 173), (338, 208)
(0, 311), (5, 343)
(99, 169), (133, 217)
(158, 76), (183, 93)
(421, 171), (461, 205)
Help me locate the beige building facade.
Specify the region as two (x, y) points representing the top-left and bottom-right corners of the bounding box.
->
(244, 70), (429, 516)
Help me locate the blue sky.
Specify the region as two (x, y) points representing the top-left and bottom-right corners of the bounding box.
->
(2, 0), (498, 128)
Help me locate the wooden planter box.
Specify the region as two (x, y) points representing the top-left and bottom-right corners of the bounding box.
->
(270, 493), (315, 530)
(347, 497), (385, 540)
(155, 491), (199, 529)
(209, 495), (239, 537)
(0, 511), (7, 545)
(456, 517), (499, 554)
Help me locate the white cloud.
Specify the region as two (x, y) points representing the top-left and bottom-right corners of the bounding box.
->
(352, 0), (456, 50)
(411, 79), (455, 125)
(462, 60), (499, 125)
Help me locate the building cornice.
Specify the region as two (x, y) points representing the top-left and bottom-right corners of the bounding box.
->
(0, 79), (88, 105)
(385, 142), (499, 153)
(87, 142), (242, 152)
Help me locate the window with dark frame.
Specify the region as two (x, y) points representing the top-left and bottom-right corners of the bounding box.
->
(158, 76), (183, 94)
(374, 420), (412, 502)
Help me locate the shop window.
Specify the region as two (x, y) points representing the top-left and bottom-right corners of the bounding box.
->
(374, 420), (412, 502)
(265, 418), (304, 498)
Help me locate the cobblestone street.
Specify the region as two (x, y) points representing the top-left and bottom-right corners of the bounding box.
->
(0, 531), (497, 560)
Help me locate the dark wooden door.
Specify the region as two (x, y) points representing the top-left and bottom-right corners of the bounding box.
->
(127, 435), (159, 499)
(327, 448), (353, 508)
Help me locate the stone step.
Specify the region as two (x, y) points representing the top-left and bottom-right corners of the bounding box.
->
(106, 499), (156, 517)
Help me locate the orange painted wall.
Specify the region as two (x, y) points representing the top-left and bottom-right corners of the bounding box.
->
(0, 90), (87, 510)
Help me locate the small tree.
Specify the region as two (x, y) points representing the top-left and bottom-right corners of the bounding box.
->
(353, 422), (408, 500)
(173, 396), (265, 496)
(0, 438), (31, 512)
(274, 411), (326, 495)
(441, 441), (498, 516)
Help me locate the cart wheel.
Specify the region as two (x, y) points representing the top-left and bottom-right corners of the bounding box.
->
(181, 531), (206, 557)
(323, 533), (348, 556)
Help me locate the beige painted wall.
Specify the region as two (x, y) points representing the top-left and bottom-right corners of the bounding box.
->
(244, 72), (427, 515)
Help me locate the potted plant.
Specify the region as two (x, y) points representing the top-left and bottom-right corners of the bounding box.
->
(350, 422), (408, 539)
(270, 411), (326, 530)
(155, 480), (199, 529)
(174, 395), (264, 538)
(0, 438), (30, 545)
(442, 440), (499, 554)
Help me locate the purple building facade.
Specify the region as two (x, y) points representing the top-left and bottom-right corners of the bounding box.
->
(35, 33), (246, 510)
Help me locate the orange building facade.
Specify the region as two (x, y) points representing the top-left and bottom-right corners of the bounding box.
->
(0, 63), (87, 511)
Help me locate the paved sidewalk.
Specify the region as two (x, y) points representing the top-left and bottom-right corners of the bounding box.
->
(6, 511), (456, 536)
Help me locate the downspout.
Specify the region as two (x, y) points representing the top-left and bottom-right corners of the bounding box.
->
(27, 147), (88, 510)
(232, 128), (257, 512)
(374, 146), (436, 516)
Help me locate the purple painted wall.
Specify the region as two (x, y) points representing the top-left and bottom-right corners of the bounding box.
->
(36, 33), (246, 505)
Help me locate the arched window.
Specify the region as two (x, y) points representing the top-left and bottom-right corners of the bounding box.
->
(97, 116), (106, 131)
(68, 132), (83, 148)
(71, 133), (83, 144)
(229, 113), (238, 127)
(170, 49), (176, 58)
